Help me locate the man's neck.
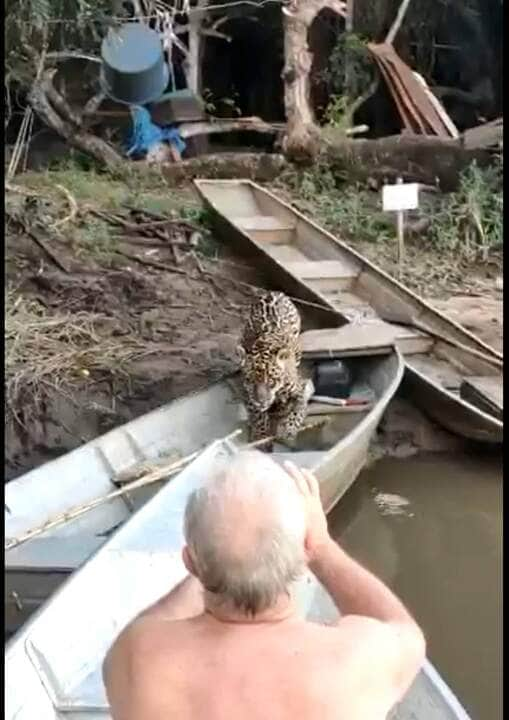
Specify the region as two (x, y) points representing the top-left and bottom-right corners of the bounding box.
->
(204, 592), (297, 625)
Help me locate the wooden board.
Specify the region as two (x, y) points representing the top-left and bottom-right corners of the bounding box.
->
(367, 43), (456, 138)
(286, 260), (359, 292)
(300, 323), (396, 357)
(460, 376), (503, 420)
(286, 260), (359, 280)
(300, 321), (435, 359)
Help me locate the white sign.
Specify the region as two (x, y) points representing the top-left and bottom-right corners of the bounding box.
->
(382, 182), (419, 212)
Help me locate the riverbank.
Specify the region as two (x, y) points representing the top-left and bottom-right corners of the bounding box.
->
(5, 164), (503, 479)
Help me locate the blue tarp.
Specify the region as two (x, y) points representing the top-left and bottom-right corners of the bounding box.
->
(125, 106), (186, 158)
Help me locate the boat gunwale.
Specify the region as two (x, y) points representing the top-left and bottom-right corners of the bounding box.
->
(194, 178), (502, 362)
(316, 348), (405, 513)
(405, 361), (503, 434)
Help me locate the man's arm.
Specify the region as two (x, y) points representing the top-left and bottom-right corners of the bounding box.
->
(309, 538), (426, 697)
(284, 462), (426, 701)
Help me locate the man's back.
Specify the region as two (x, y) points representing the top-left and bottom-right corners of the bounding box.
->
(112, 613), (402, 720)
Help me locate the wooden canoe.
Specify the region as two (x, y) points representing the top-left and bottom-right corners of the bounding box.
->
(194, 179), (503, 443)
(5, 349), (403, 639)
(6, 440), (471, 720)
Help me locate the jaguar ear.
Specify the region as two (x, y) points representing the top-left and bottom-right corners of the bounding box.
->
(236, 345), (246, 367)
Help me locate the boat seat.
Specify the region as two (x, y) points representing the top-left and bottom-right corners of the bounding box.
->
(300, 321), (434, 358)
(231, 215), (296, 245)
(286, 260), (359, 292)
(232, 215), (295, 232)
(264, 243), (309, 263)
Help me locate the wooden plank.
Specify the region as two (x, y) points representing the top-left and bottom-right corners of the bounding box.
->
(301, 321), (434, 359)
(372, 53), (423, 133)
(460, 376), (503, 420)
(286, 260), (359, 279)
(368, 43), (455, 138)
(300, 323), (397, 356)
(264, 243), (309, 263)
(286, 260), (359, 292)
(232, 215), (295, 232)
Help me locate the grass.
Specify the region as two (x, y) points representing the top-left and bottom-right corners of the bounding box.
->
(278, 157), (503, 263)
(4, 161), (215, 423)
(4, 288), (158, 427)
(7, 160), (211, 264)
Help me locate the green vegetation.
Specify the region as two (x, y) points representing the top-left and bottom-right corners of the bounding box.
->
(280, 157), (503, 263)
(318, 32), (376, 130)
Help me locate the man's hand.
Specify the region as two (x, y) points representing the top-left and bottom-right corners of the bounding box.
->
(283, 461), (331, 563)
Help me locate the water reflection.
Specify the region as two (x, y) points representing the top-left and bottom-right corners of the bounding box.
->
(328, 452), (502, 720)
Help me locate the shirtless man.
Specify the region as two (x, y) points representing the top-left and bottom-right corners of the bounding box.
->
(103, 451), (426, 720)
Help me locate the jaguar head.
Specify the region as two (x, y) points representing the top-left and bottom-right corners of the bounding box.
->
(237, 345), (292, 412)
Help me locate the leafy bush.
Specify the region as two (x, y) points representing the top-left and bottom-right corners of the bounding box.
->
(427, 159), (503, 260)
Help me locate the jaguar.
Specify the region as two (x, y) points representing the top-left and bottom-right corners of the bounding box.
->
(237, 292), (314, 447)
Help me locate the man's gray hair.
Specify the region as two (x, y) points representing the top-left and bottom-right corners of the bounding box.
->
(184, 450), (307, 615)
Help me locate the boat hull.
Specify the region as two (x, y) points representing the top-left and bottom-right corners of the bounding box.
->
(6, 440), (471, 720)
(405, 364), (503, 443)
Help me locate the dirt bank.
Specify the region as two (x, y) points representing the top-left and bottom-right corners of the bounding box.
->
(5, 170), (268, 480)
(5, 168), (502, 480)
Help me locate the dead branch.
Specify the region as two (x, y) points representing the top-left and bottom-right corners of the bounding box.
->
(6, 211), (71, 273)
(115, 249), (190, 275)
(28, 70), (123, 168)
(179, 116), (281, 139)
(50, 184), (79, 230)
(385, 0), (413, 45)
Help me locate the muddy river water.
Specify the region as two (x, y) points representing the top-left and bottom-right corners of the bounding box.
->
(329, 451), (502, 720)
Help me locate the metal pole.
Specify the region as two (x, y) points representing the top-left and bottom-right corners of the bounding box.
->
(396, 176), (404, 278)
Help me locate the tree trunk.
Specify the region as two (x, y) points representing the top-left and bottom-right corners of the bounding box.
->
(184, 0), (208, 95)
(321, 132), (492, 191)
(29, 70), (123, 168)
(282, 0), (347, 162)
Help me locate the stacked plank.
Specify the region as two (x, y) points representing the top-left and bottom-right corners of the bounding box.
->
(367, 42), (458, 139)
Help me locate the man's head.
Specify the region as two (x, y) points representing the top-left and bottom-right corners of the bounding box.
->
(183, 450), (307, 615)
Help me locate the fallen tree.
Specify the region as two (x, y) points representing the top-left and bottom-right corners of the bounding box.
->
(320, 132), (492, 191)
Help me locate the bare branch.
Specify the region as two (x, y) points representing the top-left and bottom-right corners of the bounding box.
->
(29, 70), (123, 168)
(178, 116), (282, 138)
(202, 28), (232, 41)
(385, 0), (413, 45)
(82, 92), (106, 119)
(45, 51), (101, 64)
